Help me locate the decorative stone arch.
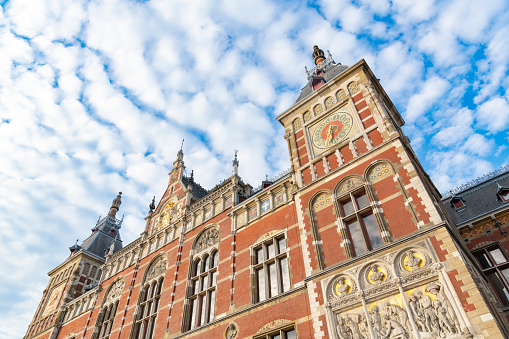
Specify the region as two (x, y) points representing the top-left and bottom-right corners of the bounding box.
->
(190, 224), (221, 257)
(255, 319), (294, 336)
(292, 117), (302, 132)
(326, 273), (358, 303)
(302, 110), (311, 123)
(141, 252), (169, 285)
(357, 259), (394, 290)
(347, 81), (360, 96)
(363, 159), (395, 184)
(334, 175), (365, 198)
(92, 277), (125, 339)
(336, 88), (347, 102)
(101, 277), (125, 307)
(313, 103), (324, 115)
(324, 95), (335, 109)
(393, 245), (433, 276)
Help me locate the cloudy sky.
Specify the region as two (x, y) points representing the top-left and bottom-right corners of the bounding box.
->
(1, 0), (509, 337)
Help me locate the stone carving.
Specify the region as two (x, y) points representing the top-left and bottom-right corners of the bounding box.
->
(255, 319), (292, 334)
(368, 264), (385, 285)
(405, 251), (422, 271)
(194, 227), (220, 252)
(146, 257), (167, 281)
(224, 323), (238, 339)
(368, 163), (393, 183)
(406, 282), (460, 337)
(337, 177), (364, 196)
(105, 279), (124, 305)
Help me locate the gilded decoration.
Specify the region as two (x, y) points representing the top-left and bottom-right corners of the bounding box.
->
(160, 201), (178, 229)
(324, 96), (335, 109)
(292, 118), (302, 131)
(368, 163), (393, 183)
(314, 103), (324, 115)
(194, 227), (220, 252)
(146, 257), (167, 282)
(336, 89), (347, 102)
(336, 177), (364, 196)
(347, 81), (360, 95)
(313, 192), (332, 211)
(308, 106), (354, 155)
(303, 111), (311, 123)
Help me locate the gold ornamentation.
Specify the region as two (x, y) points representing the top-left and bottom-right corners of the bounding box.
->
(348, 82), (360, 95)
(313, 192), (331, 210)
(314, 104), (324, 115)
(336, 89), (347, 102)
(324, 96), (335, 109)
(334, 276), (352, 296)
(161, 201), (177, 228)
(292, 118), (302, 131)
(368, 163), (393, 183)
(303, 111), (311, 123)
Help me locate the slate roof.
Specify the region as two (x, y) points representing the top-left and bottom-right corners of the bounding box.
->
(79, 215), (123, 259)
(294, 62), (350, 105)
(442, 166), (509, 227)
(182, 175), (209, 200)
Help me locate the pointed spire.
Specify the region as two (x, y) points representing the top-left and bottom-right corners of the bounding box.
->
(109, 192), (122, 218)
(232, 150), (239, 176)
(312, 45), (325, 65)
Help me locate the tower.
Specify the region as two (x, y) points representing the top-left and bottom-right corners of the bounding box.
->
(25, 194), (124, 339)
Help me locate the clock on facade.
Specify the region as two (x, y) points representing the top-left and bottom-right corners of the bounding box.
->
(310, 109), (353, 153)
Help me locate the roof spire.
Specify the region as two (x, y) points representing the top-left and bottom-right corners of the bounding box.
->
(109, 192), (122, 218)
(312, 45), (325, 65)
(232, 150), (239, 176)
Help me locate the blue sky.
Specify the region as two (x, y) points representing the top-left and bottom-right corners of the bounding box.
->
(1, 0), (509, 337)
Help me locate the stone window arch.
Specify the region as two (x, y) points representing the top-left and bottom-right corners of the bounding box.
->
(183, 225), (220, 331)
(334, 175), (389, 258)
(92, 278), (125, 339)
(313, 103), (324, 115)
(347, 81), (360, 96)
(324, 96), (335, 109)
(303, 111), (311, 123)
(292, 118), (302, 132)
(131, 254), (167, 339)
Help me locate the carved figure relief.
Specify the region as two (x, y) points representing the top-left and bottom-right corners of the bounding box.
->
(367, 264), (386, 285)
(194, 227), (220, 252)
(160, 201), (178, 229)
(105, 279), (124, 306)
(337, 177), (364, 196)
(146, 257), (167, 282)
(224, 323), (238, 339)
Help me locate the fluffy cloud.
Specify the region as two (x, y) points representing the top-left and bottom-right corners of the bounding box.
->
(1, 0), (509, 337)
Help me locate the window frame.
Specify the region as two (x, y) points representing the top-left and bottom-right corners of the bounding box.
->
(95, 300), (119, 339)
(186, 249), (219, 331)
(131, 277), (164, 339)
(253, 325), (296, 339)
(252, 233), (291, 303)
(473, 244), (509, 308)
(337, 187), (384, 257)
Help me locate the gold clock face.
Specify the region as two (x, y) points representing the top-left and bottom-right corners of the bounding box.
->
(310, 109), (353, 152)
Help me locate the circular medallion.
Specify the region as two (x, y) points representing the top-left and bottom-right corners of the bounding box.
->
(311, 112), (353, 150)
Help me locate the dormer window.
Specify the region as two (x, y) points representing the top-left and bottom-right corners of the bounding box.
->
(498, 189), (509, 202)
(450, 197), (466, 211)
(109, 229), (115, 236)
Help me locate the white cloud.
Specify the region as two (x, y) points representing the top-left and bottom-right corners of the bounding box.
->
(476, 97), (509, 132)
(405, 76), (449, 122)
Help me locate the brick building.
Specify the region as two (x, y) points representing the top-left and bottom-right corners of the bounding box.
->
(442, 165), (509, 322)
(24, 46), (509, 339)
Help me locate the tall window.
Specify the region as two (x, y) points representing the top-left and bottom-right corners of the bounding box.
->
(92, 279), (124, 339)
(253, 235), (290, 303)
(473, 245), (509, 307)
(338, 190), (383, 256)
(95, 301), (119, 339)
(188, 251), (218, 330)
(132, 278), (164, 339)
(254, 326), (296, 339)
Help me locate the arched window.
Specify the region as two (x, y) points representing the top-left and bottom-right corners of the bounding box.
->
(131, 256), (167, 339)
(92, 279), (124, 339)
(188, 250), (218, 330)
(184, 226), (220, 331)
(335, 176), (387, 257)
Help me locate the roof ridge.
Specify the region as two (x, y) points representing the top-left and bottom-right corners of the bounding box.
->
(442, 164), (509, 198)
